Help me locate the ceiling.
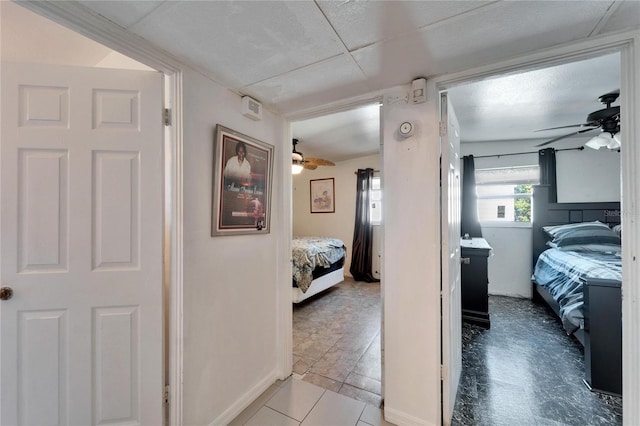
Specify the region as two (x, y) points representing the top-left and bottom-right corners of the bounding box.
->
(447, 52), (621, 144)
(6, 1), (640, 162)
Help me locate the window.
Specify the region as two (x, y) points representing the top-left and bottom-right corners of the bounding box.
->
(370, 176), (382, 225)
(475, 165), (539, 223)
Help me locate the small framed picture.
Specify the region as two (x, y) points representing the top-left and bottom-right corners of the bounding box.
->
(211, 125), (273, 236)
(310, 178), (335, 213)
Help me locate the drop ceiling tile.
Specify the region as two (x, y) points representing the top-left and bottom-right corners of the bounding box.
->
(354, 1), (614, 89)
(350, 34), (438, 92)
(317, 0), (494, 51)
(421, 1), (613, 72)
(129, 1), (344, 87)
(599, 1), (640, 35)
(245, 54), (370, 113)
(78, 1), (165, 28)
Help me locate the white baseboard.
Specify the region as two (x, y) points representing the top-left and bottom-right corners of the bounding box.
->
(209, 370), (279, 426)
(383, 406), (437, 426)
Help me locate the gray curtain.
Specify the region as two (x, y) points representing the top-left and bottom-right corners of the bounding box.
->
(350, 168), (379, 282)
(538, 148), (557, 203)
(461, 155), (483, 238)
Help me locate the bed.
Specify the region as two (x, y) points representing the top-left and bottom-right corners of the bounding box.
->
(531, 185), (622, 395)
(292, 236), (346, 303)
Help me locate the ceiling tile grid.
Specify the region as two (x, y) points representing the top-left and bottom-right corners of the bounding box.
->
(245, 54), (371, 113)
(78, 0), (165, 29)
(127, 1), (346, 88)
(316, 0), (496, 51)
(21, 0), (634, 157)
(71, 0), (638, 115)
(350, 34), (439, 91)
(414, 1), (615, 74)
(599, 1), (640, 35)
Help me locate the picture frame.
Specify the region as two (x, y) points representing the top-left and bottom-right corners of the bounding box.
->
(310, 178), (335, 213)
(212, 125), (273, 236)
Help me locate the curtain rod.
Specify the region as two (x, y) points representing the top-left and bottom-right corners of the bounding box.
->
(472, 146), (584, 159)
(354, 169), (381, 174)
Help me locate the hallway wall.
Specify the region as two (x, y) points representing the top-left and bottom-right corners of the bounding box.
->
(181, 68), (288, 424)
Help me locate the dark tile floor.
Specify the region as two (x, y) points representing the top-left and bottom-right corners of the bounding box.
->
(292, 278), (383, 408)
(452, 296), (622, 426)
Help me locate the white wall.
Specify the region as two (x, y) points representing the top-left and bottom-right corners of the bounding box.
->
(292, 154), (380, 277)
(461, 138), (621, 298)
(181, 68), (287, 425)
(382, 85), (441, 425)
(480, 225), (533, 298)
(556, 146), (621, 202)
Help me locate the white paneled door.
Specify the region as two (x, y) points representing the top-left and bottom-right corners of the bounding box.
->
(1, 63), (164, 425)
(440, 92), (462, 425)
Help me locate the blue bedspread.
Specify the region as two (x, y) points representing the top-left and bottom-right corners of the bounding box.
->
(533, 247), (621, 334)
(292, 237), (346, 293)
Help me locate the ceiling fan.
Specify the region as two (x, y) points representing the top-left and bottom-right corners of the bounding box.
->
(292, 139), (335, 174)
(535, 90), (621, 149)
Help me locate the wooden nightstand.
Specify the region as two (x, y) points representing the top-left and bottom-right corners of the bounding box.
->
(460, 237), (492, 328)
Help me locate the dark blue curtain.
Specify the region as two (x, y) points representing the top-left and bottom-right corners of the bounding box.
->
(350, 168), (379, 282)
(461, 155), (483, 238)
(538, 148), (557, 203)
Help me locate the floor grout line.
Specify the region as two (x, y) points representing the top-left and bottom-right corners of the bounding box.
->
(293, 280), (383, 407)
(298, 388), (327, 424)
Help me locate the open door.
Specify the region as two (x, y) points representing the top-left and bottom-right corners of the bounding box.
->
(0, 62), (164, 425)
(440, 92), (462, 425)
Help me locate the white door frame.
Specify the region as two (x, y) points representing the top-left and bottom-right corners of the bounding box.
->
(434, 30), (640, 425)
(16, 2), (186, 424)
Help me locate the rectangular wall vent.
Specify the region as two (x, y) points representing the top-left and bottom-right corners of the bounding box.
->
(241, 96), (262, 121)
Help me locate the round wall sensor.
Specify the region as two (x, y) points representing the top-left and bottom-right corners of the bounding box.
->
(399, 121), (414, 137)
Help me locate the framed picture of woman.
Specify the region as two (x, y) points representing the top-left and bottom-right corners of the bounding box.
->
(212, 125), (273, 236)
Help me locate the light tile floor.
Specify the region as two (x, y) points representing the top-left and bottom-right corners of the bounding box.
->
(292, 279), (382, 408)
(229, 376), (393, 426)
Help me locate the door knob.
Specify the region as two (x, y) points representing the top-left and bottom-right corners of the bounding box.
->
(0, 287), (13, 301)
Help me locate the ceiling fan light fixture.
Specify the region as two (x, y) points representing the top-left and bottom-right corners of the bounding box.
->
(292, 138), (304, 174)
(613, 132), (621, 145)
(292, 160), (304, 174)
(607, 133), (621, 150)
(585, 133), (612, 150)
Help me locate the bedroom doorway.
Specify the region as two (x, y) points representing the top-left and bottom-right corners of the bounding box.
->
(289, 102), (384, 406)
(439, 48), (626, 425)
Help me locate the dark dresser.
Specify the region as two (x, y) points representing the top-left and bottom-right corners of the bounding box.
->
(460, 238), (492, 328)
(583, 278), (622, 396)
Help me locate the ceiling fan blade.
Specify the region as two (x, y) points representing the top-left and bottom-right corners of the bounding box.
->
(534, 124), (593, 132)
(304, 157), (335, 166)
(535, 128), (597, 147)
(303, 163), (318, 170)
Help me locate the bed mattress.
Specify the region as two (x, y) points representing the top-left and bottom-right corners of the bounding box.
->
(533, 247), (621, 334)
(292, 237), (346, 293)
